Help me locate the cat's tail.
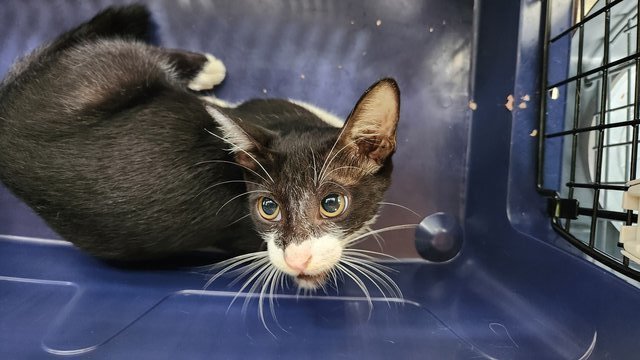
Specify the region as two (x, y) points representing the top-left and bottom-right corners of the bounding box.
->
(47, 4), (154, 53)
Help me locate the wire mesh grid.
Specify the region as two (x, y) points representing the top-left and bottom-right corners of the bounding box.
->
(539, 0), (640, 280)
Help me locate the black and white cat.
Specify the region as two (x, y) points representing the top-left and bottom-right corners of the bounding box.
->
(0, 5), (400, 290)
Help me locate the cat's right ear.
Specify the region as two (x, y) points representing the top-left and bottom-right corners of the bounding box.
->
(205, 106), (274, 170)
(338, 78), (400, 173)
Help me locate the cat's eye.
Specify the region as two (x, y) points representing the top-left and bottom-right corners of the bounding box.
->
(320, 193), (347, 218)
(257, 196), (281, 221)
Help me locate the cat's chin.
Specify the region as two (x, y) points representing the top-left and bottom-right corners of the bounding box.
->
(294, 272), (329, 290)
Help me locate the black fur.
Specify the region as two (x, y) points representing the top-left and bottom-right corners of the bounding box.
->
(0, 5), (258, 259)
(0, 5), (399, 267)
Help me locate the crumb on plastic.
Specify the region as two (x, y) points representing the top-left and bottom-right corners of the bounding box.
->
(550, 87), (559, 100)
(337, 64), (343, 69)
(300, 74), (305, 79)
(530, 129), (538, 137)
(468, 100), (478, 110)
(429, 27), (434, 32)
(521, 94), (530, 102)
(376, 19), (382, 27)
(262, 88), (268, 94)
(505, 94), (515, 111)
(518, 102), (527, 109)
(350, 20), (355, 25)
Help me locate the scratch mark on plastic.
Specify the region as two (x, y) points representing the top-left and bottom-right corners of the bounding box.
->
(577, 331), (597, 360)
(489, 322), (519, 349)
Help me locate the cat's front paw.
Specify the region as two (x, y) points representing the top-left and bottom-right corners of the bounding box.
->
(188, 53), (226, 91)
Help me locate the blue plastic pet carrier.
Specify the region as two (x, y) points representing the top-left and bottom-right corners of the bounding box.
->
(2, 0), (640, 358)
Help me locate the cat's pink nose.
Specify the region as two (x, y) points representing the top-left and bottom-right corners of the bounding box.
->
(284, 242), (312, 273)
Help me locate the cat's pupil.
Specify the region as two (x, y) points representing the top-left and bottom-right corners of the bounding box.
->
(261, 198), (278, 215)
(321, 194), (341, 213)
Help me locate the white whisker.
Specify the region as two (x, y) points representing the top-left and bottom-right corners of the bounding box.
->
(371, 231), (385, 251)
(341, 258), (396, 274)
(343, 224), (418, 246)
(319, 141), (354, 183)
(205, 128), (275, 183)
(269, 271), (287, 333)
(226, 213), (252, 227)
(257, 268), (277, 337)
(326, 268), (339, 292)
(193, 180), (266, 199)
(341, 256), (402, 299)
(203, 252), (268, 288)
(341, 259), (392, 305)
(194, 159), (270, 184)
(310, 146), (319, 187)
(295, 285), (303, 300)
(215, 190), (265, 216)
(318, 121), (350, 183)
(279, 271), (287, 290)
(378, 201), (421, 218)
(228, 258), (271, 286)
(323, 181), (350, 194)
(341, 250), (389, 263)
(242, 264), (273, 317)
(319, 165), (365, 183)
(228, 262), (272, 314)
(343, 248), (399, 261)
(336, 263), (373, 312)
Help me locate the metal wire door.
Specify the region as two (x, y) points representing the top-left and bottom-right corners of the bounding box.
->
(539, 0), (640, 280)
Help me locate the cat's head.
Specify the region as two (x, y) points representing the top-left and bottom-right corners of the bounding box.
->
(207, 78), (400, 289)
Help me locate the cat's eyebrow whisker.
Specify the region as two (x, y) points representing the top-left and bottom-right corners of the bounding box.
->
(194, 159), (270, 184)
(323, 181), (350, 194)
(204, 128), (275, 184)
(319, 129), (388, 183)
(193, 180), (266, 199)
(318, 141), (354, 183)
(309, 146), (319, 187)
(354, 132), (384, 138)
(225, 213), (252, 227)
(318, 165), (365, 185)
(342, 224), (418, 247)
(318, 120), (351, 184)
(215, 190), (265, 216)
(377, 202), (421, 218)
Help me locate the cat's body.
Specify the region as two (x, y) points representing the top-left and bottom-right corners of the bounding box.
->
(0, 6), (400, 289)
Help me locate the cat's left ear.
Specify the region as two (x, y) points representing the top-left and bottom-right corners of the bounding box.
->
(205, 106), (274, 170)
(338, 78), (400, 172)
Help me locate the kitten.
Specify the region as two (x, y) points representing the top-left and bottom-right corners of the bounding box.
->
(0, 5), (400, 290)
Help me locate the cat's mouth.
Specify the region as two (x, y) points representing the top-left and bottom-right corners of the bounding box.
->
(295, 272), (328, 289)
